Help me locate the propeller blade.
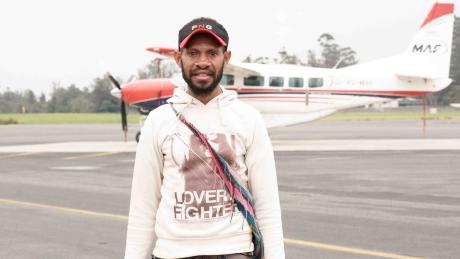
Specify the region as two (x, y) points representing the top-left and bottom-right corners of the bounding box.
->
(107, 73), (122, 90)
(121, 100), (128, 142)
(106, 73), (128, 141)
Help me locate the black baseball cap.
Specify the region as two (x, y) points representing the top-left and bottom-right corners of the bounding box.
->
(178, 17), (229, 50)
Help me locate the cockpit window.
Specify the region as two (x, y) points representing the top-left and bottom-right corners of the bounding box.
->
(220, 74), (234, 86)
(244, 76), (265, 87)
(269, 77), (284, 87)
(289, 77), (304, 88)
(308, 78), (324, 88)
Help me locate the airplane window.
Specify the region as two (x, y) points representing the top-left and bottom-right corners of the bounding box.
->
(244, 76), (265, 87)
(308, 78), (324, 88)
(269, 77), (284, 87)
(288, 77), (304, 88)
(220, 74), (234, 86)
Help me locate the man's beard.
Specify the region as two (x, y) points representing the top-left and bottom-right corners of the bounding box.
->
(181, 62), (224, 97)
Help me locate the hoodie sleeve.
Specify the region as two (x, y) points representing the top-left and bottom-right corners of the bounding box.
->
(245, 112), (285, 259)
(124, 113), (164, 259)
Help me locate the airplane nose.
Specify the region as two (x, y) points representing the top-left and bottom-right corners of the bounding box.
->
(111, 88), (121, 98)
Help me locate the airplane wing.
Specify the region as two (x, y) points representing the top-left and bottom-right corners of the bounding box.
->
(262, 109), (337, 129)
(260, 93), (398, 129)
(146, 47), (177, 59)
(224, 63), (261, 77)
(144, 49), (261, 78)
(144, 49), (262, 77)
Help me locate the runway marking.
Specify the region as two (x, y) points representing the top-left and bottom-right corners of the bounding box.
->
(63, 152), (120, 160)
(1, 139), (460, 153)
(0, 198), (127, 221)
(284, 238), (424, 259)
(50, 166), (100, 171)
(1, 198), (425, 259)
(0, 152), (41, 159)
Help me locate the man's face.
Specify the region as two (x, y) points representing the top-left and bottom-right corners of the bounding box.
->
(175, 33), (231, 96)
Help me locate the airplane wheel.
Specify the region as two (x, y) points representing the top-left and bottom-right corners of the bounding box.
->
(135, 131), (141, 143)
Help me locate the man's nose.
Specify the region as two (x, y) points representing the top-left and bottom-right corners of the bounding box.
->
(195, 54), (210, 68)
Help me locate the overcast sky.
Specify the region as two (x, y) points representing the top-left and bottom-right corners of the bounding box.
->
(0, 0), (458, 95)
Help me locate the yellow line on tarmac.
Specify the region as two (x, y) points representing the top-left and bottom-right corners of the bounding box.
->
(0, 152), (41, 159)
(0, 198), (425, 259)
(284, 238), (424, 259)
(63, 152), (120, 160)
(0, 198), (127, 221)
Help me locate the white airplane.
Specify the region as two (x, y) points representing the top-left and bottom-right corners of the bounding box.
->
(109, 2), (455, 140)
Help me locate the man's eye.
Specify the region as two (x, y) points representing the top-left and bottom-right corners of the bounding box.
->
(188, 51), (198, 57)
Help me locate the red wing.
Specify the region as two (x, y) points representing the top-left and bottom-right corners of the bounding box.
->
(146, 46), (177, 59)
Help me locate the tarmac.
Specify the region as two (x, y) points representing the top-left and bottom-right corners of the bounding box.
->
(1, 119), (460, 259)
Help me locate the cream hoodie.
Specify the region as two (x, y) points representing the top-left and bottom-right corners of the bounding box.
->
(124, 87), (284, 259)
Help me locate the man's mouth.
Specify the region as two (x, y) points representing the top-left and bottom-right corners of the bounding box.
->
(192, 71), (214, 80)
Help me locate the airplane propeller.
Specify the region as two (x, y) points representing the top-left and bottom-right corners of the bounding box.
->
(107, 73), (128, 142)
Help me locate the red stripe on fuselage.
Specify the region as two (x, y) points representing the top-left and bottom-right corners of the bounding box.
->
(228, 88), (430, 97)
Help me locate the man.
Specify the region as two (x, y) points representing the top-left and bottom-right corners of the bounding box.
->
(124, 17), (284, 259)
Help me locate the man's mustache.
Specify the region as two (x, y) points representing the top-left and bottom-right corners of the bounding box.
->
(191, 69), (215, 76)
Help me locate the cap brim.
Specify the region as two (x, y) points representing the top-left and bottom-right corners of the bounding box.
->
(179, 28), (227, 49)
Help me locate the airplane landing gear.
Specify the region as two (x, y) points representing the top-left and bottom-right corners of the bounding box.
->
(135, 115), (147, 142)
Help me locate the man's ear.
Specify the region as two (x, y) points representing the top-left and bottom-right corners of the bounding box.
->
(224, 50), (232, 64)
(174, 50), (181, 66)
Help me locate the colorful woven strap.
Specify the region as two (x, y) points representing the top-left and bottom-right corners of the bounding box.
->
(170, 104), (264, 258)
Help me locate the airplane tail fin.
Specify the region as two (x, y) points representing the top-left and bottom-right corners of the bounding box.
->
(399, 3), (455, 80)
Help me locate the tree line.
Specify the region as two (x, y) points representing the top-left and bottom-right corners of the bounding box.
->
(0, 77), (120, 113)
(433, 16), (460, 105)
(243, 33), (358, 68)
(0, 57), (181, 113)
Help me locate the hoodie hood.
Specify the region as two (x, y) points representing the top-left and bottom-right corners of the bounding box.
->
(167, 86), (239, 131)
(167, 86), (237, 107)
